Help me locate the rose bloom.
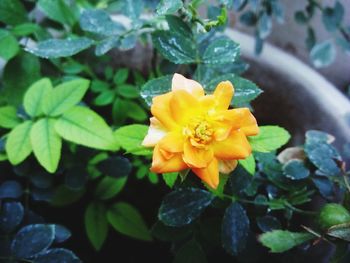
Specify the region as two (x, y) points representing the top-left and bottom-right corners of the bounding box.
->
(142, 73), (259, 189)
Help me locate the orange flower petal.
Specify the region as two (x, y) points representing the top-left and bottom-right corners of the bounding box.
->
(151, 145), (188, 173)
(151, 92), (177, 130)
(157, 131), (184, 153)
(213, 81), (234, 110)
(142, 117), (167, 147)
(183, 141), (214, 168)
(172, 73), (205, 97)
(222, 108), (259, 136)
(170, 90), (199, 123)
(213, 130), (251, 160)
(192, 158), (219, 189)
(219, 160), (238, 174)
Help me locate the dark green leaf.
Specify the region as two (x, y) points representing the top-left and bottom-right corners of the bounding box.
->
(173, 239), (207, 263)
(125, 101), (148, 121)
(294, 11), (308, 25)
(97, 156), (131, 178)
(85, 202), (108, 251)
(0, 181), (23, 199)
(0, 0), (27, 25)
(322, 2), (344, 32)
(158, 188), (214, 227)
(222, 202), (250, 255)
(0, 202), (24, 233)
(202, 38), (240, 64)
(117, 84), (140, 99)
(327, 223), (350, 241)
(140, 75), (172, 106)
(107, 202), (152, 241)
(26, 37), (94, 59)
(283, 160), (310, 180)
(256, 215), (281, 232)
(33, 248), (80, 263)
(259, 230), (313, 253)
(51, 185), (85, 207)
(80, 9), (125, 36)
(306, 27), (316, 50)
(95, 37), (119, 56)
(240, 11), (257, 26)
(151, 221), (192, 242)
(11, 23), (39, 36)
(157, 0), (183, 15)
(206, 74), (262, 107)
(258, 13), (272, 39)
(11, 224), (55, 258)
(113, 68), (129, 85)
(94, 90), (115, 106)
(2, 53), (40, 106)
(119, 0), (144, 25)
(310, 41), (336, 68)
(95, 177), (128, 200)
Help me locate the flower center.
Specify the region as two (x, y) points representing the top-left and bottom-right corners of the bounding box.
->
(184, 119), (213, 147)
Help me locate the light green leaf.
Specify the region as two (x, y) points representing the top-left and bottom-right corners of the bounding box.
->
(26, 37), (94, 59)
(107, 202), (152, 241)
(259, 230), (313, 253)
(95, 176), (128, 200)
(38, 0), (78, 26)
(0, 0), (27, 26)
(157, 0), (183, 15)
(23, 78), (53, 117)
(85, 202), (108, 251)
(162, 172), (178, 188)
(0, 106), (21, 128)
(114, 124), (151, 156)
(238, 154), (256, 175)
(202, 38), (240, 65)
(5, 121), (33, 165)
(30, 118), (62, 173)
(42, 78), (90, 116)
(55, 106), (118, 151)
(0, 30), (19, 60)
(249, 126), (291, 153)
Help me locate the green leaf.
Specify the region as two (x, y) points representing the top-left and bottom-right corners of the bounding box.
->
(30, 118), (62, 173)
(119, 0), (144, 25)
(259, 230), (313, 253)
(294, 11), (308, 25)
(202, 38), (240, 65)
(11, 23), (40, 36)
(0, 0), (27, 25)
(113, 68), (129, 85)
(310, 41), (336, 68)
(283, 159), (310, 180)
(117, 84), (140, 99)
(95, 176), (128, 200)
(112, 98), (128, 124)
(2, 53), (41, 106)
(85, 202), (108, 251)
(173, 239), (207, 263)
(238, 154), (256, 175)
(51, 185), (85, 207)
(222, 202), (250, 255)
(107, 202), (152, 241)
(327, 223), (350, 241)
(125, 101), (148, 122)
(162, 172), (178, 188)
(97, 156), (131, 178)
(249, 126), (291, 153)
(322, 2), (344, 32)
(158, 188), (214, 227)
(94, 90), (115, 106)
(5, 121), (33, 165)
(114, 124), (151, 156)
(55, 106), (118, 151)
(152, 16), (196, 64)
(140, 75), (172, 106)
(156, 0), (183, 15)
(0, 30), (19, 60)
(23, 78), (53, 117)
(258, 12), (272, 39)
(206, 74), (262, 107)
(38, 0), (78, 26)
(26, 37), (94, 59)
(42, 78), (90, 116)
(0, 106), (21, 128)
(80, 9), (125, 36)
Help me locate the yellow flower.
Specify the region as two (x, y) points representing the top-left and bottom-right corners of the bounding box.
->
(142, 73), (259, 189)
